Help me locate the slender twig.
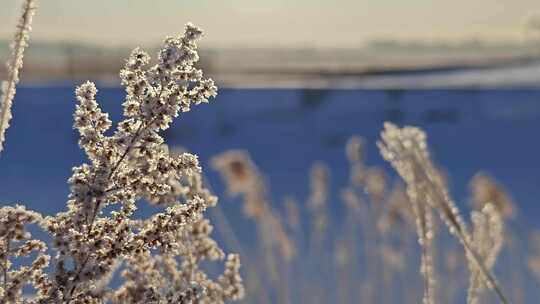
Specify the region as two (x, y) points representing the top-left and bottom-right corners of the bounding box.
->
(64, 80), (165, 303)
(427, 183), (508, 303)
(0, 0), (37, 154)
(459, 230), (509, 304)
(203, 174), (272, 304)
(65, 122), (149, 303)
(414, 154), (510, 304)
(2, 241), (10, 292)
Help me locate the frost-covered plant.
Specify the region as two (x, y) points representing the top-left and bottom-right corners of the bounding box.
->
(0, 205), (49, 302)
(378, 122), (508, 304)
(467, 203), (504, 304)
(211, 150), (294, 297)
(0, 23), (244, 304)
(0, 0), (37, 154)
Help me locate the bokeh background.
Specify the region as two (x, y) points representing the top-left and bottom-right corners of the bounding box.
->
(2, 0), (540, 87)
(1, 1), (540, 303)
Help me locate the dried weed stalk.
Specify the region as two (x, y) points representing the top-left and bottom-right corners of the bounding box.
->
(0, 0), (37, 154)
(378, 122), (508, 304)
(0, 23), (244, 304)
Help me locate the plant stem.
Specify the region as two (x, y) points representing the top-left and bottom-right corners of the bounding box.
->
(64, 121), (148, 303)
(459, 230), (509, 304)
(0, 0), (36, 154)
(2, 241), (10, 292)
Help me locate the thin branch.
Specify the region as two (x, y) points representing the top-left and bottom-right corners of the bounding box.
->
(2, 241), (10, 293)
(0, 0), (37, 154)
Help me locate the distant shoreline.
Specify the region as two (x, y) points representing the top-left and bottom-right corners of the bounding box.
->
(11, 57), (540, 89)
(2, 42), (540, 89)
(2, 38), (540, 88)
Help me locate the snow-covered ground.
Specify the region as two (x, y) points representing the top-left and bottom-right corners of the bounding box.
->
(217, 60), (540, 88)
(344, 61), (540, 89)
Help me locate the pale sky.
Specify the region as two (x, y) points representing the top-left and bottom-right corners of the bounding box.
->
(1, 0), (539, 47)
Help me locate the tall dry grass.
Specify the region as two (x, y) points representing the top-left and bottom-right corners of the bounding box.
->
(210, 122), (540, 304)
(0, 0), (37, 154)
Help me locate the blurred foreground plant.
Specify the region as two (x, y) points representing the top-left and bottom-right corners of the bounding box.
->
(0, 0), (37, 154)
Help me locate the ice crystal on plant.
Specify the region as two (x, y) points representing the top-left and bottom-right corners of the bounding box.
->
(0, 23), (243, 304)
(0, 0), (37, 154)
(378, 122), (508, 304)
(467, 203), (504, 304)
(0, 205), (50, 303)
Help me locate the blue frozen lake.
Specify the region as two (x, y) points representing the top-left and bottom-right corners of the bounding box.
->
(0, 87), (539, 230)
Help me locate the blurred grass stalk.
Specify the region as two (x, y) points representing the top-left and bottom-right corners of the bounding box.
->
(208, 122), (533, 303)
(0, 0), (37, 154)
(378, 122), (508, 304)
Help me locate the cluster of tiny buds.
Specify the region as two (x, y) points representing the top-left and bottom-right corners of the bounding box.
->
(1, 23), (244, 303)
(378, 122), (468, 239)
(119, 23), (216, 133)
(0, 205), (50, 303)
(468, 203), (504, 303)
(216, 254), (245, 301)
(378, 122), (508, 304)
